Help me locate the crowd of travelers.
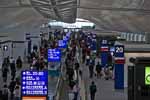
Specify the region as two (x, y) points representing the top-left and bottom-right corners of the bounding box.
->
(0, 56), (22, 100)
(0, 30), (115, 100)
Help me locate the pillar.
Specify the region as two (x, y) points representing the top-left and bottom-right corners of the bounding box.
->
(131, 34), (134, 41)
(129, 34), (133, 41)
(138, 34), (142, 42)
(145, 33), (150, 43)
(134, 34), (137, 41)
(126, 33), (130, 41)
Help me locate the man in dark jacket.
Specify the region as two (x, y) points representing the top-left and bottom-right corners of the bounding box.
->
(96, 62), (102, 78)
(10, 61), (16, 80)
(90, 81), (97, 100)
(16, 56), (22, 69)
(89, 63), (94, 78)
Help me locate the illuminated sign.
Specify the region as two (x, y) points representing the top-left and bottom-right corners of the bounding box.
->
(58, 40), (67, 48)
(3, 45), (8, 51)
(63, 36), (69, 41)
(66, 32), (71, 37)
(110, 47), (115, 52)
(145, 67), (150, 85)
(101, 40), (108, 45)
(21, 71), (48, 96)
(22, 96), (46, 100)
(48, 49), (61, 62)
(115, 45), (124, 57)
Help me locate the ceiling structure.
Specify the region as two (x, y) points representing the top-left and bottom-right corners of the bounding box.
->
(78, 0), (150, 33)
(0, 0), (150, 36)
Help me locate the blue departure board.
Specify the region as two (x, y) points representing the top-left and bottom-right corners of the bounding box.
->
(66, 32), (71, 37)
(58, 40), (67, 48)
(48, 49), (61, 62)
(21, 71), (48, 96)
(63, 36), (69, 41)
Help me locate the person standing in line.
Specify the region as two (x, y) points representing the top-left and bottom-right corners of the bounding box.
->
(90, 81), (97, 100)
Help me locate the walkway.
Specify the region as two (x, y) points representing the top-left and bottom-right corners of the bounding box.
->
(0, 63), (29, 90)
(82, 63), (127, 100)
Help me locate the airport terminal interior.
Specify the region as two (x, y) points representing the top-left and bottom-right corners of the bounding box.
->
(1, 0), (150, 100)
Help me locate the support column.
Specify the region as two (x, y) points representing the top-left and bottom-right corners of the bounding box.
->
(123, 33), (126, 39)
(129, 34), (133, 41)
(143, 35), (146, 42)
(136, 34), (138, 41)
(124, 33), (127, 40)
(126, 33), (130, 41)
(145, 33), (150, 43)
(134, 34), (137, 41)
(120, 33), (124, 39)
(138, 34), (142, 42)
(131, 34), (134, 41)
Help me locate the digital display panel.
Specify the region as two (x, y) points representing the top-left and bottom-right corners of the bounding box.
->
(48, 49), (61, 62)
(63, 36), (69, 41)
(21, 71), (48, 96)
(58, 40), (67, 48)
(145, 67), (150, 85)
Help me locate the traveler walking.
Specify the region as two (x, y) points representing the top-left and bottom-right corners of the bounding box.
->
(10, 60), (16, 80)
(90, 81), (97, 100)
(14, 85), (21, 100)
(89, 63), (94, 78)
(2, 84), (9, 100)
(73, 83), (80, 100)
(96, 62), (102, 78)
(9, 79), (16, 100)
(16, 56), (22, 69)
(2, 59), (9, 82)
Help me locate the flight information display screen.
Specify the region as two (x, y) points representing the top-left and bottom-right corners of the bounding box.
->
(21, 71), (48, 96)
(58, 40), (67, 48)
(47, 49), (61, 62)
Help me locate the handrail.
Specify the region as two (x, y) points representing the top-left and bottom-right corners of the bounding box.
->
(53, 76), (62, 100)
(53, 51), (66, 100)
